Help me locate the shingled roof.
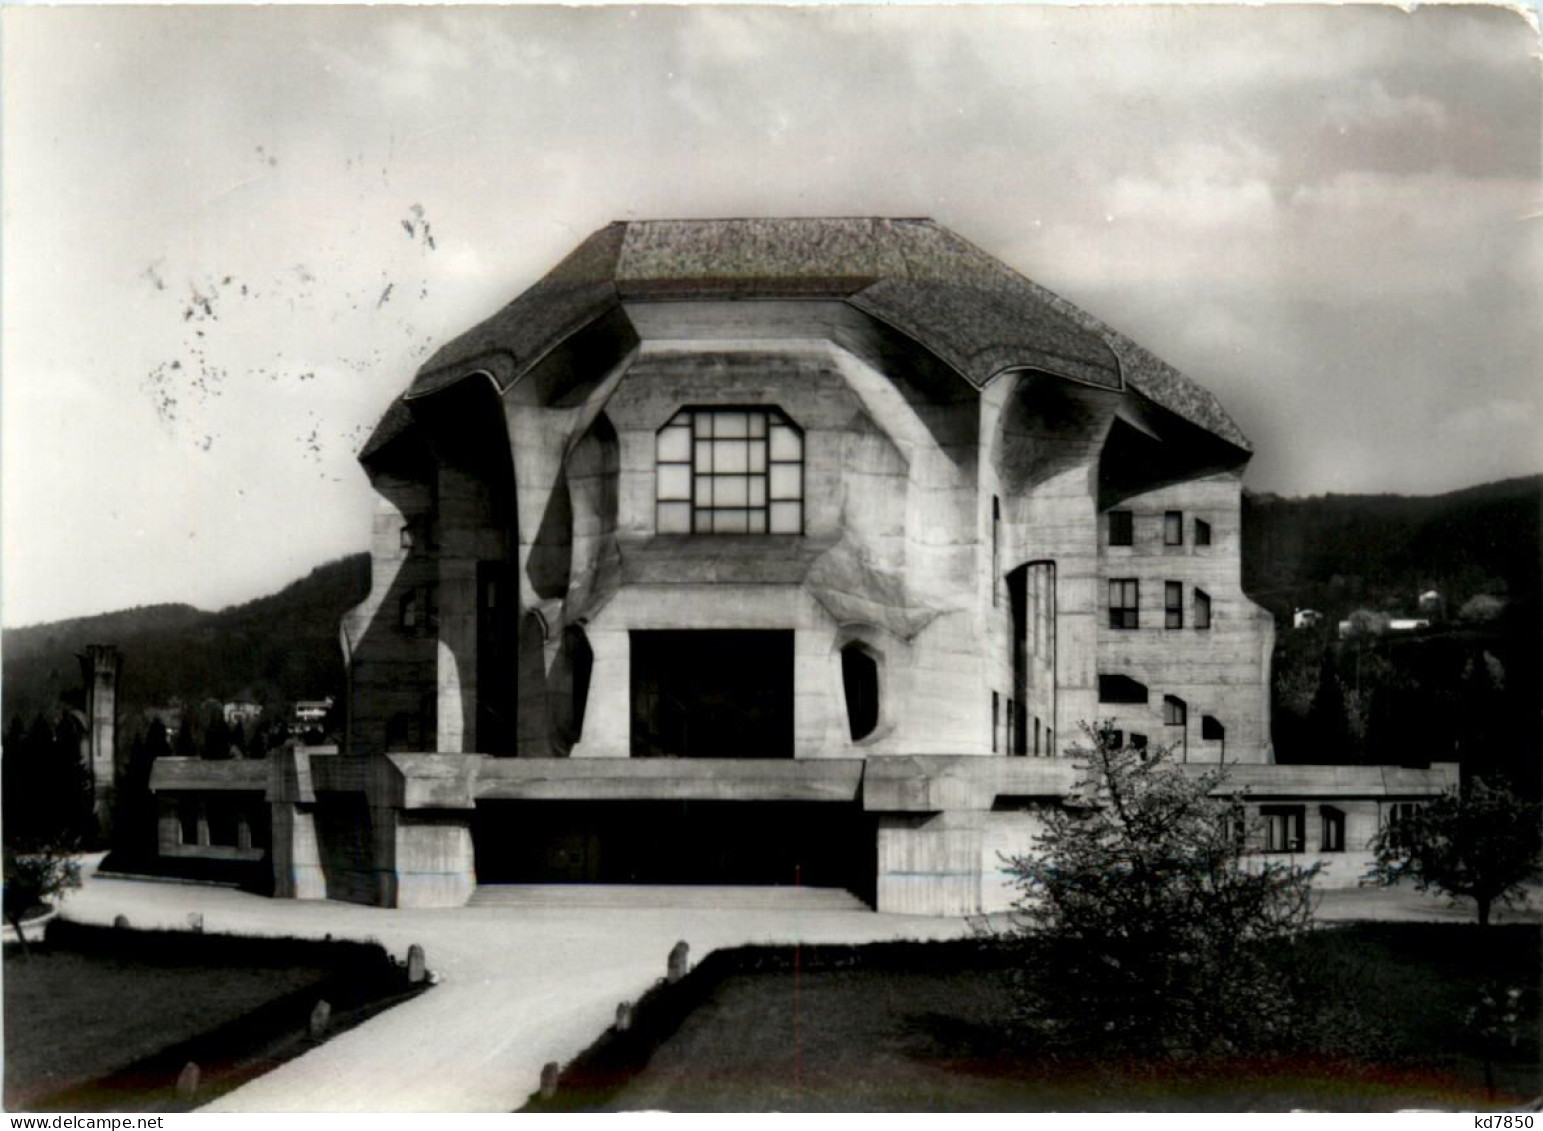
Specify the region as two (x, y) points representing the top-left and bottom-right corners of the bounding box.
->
(410, 218), (1249, 450)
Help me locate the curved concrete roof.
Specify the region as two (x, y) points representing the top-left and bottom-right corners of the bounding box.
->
(407, 217), (1249, 451)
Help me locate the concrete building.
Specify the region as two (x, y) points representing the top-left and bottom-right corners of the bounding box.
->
(147, 218), (1456, 914)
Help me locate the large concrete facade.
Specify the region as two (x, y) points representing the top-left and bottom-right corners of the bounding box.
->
(148, 219), (1457, 914)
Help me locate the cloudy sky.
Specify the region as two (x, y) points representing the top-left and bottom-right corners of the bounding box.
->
(2, 4), (1539, 627)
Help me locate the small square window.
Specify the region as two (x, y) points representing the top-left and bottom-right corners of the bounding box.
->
(1109, 510), (1133, 547)
(1195, 518), (1212, 546)
(1165, 581), (1183, 629)
(1164, 511), (1183, 546)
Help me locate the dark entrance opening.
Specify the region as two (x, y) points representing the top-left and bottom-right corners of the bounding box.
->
(472, 800), (875, 902)
(630, 630), (794, 758)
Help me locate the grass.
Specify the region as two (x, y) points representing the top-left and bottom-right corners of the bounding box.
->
(3, 922), (421, 1112)
(538, 925), (1541, 1113)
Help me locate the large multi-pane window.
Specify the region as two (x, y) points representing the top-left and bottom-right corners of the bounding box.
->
(656, 408), (804, 534)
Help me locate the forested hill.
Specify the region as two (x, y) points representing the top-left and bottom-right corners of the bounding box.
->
(1242, 474), (1541, 624)
(1, 555), (371, 727)
(3, 473), (1539, 732)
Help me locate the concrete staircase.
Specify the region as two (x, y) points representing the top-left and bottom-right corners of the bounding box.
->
(467, 883), (870, 912)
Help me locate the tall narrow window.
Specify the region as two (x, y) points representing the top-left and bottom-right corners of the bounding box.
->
(1163, 694), (1187, 727)
(1108, 509), (1133, 547)
(1005, 697), (1016, 754)
(991, 496), (1001, 607)
(1033, 716), (1041, 756)
(1165, 581), (1184, 629)
(1195, 588), (1212, 630)
(992, 691), (1000, 753)
(655, 408), (803, 534)
(1321, 806), (1345, 852)
(1195, 518), (1212, 546)
(1202, 714), (1225, 760)
(1109, 579), (1139, 629)
(1164, 511), (1183, 546)
(399, 589), (420, 631)
(840, 643), (880, 742)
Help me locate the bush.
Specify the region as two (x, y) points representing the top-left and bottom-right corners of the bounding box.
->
(1004, 723), (1320, 1058)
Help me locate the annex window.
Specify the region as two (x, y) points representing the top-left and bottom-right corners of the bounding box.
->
(1195, 588), (1212, 630)
(1164, 511), (1183, 546)
(841, 643), (880, 742)
(1165, 581), (1184, 629)
(1108, 509), (1133, 547)
(1098, 674), (1148, 704)
(1195, 518), (1212, 546)
(656, 408), (803, 535)
(1130, 733), (1148, 757)
(1261, 805), (1306, 853)
(177, 800), (202, 846)
(1109, 579), (1140, 629)
(1321, 806), (1345, 853)
(1163, 694), (1187, 728)
(1387, 802), (1424, 849)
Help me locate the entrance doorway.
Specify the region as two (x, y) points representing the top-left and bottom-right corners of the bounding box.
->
(630, 630), (794, 758)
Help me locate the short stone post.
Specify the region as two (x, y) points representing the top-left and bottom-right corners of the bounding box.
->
(112, 914), (130, 929)
(667, 940), (689, 984)
(539, 1061), (560, 1100)
(175, 1061), (199, 1105)
(187, 912), (204, 934)
(309, 999), (332, 1040)
(407, 943), (426, 985)
(614, 1001), (633, 1032)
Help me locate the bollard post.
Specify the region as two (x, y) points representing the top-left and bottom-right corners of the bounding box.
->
(407, 943), (427, 984)
(614, 1001), (633, 1032)
(667, 940), (689, 984)
(539, 1061), (560, 1100)
(175, 1061), (199, 1106)
(309, 999), (332, 1039)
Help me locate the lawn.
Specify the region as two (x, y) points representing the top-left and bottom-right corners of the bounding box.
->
(549, 924), (1541, 1112)
(4, 923), (418, 1112)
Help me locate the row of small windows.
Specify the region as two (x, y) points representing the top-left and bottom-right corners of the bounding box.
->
(1261, 805), (1346, 854)
(1108, 509), (1211, 548)
(1108, 580), (1211, 630)
(656, 408), (805, 535)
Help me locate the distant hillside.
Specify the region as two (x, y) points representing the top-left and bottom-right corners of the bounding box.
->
(3, 474), (1538, 744)
(1242, 474), (1541, 624)
(1, 554), (371, 728)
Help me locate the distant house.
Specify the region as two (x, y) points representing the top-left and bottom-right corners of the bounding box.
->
(1387, 618), (1431, 633)
(223, 700), (262, 727)
(1292, 608), (1322, 629)
(293, 697), (334, 732)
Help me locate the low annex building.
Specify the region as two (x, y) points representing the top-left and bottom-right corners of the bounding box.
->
(149, 218), (1455, 915)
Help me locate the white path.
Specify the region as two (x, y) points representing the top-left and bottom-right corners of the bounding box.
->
(59, 867), (968, 1113)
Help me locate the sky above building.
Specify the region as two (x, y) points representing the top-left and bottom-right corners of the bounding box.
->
(2, 4), (1539, 627)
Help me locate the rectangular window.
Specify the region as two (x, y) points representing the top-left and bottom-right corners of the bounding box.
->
(1195, 588), (1212, 630)
(1098, 674), (1148, 704)
(1164, 511), (1183, 546)
(1321, 806), (1345, 853)
(1005, 697), (1015, 755)
(1109, 579), (1139, 629)
(992, 692), (1000, 753)
(1165, 581), (1183, 629)
(1195, 518), (1212, 546)
(1108, 509), (1133, 547)
(1261, 805), (1306, 853)
(1130, 733), (1148, 756)
(1033, 716), (1041, 756)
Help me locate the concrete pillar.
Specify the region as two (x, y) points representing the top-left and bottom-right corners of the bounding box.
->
(77, 644), (121, 823)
